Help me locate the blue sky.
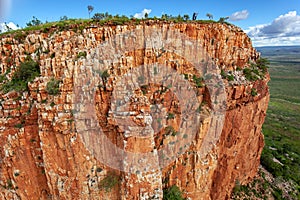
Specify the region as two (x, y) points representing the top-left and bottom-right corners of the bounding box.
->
(1, 0), (300, 46)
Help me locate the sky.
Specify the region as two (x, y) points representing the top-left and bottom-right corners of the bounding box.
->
(0, 0), (300, 46)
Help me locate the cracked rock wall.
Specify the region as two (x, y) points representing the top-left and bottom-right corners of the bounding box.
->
(0, 21), (268, 200)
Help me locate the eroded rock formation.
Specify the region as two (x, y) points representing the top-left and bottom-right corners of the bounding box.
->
(0, 21), (269, 199)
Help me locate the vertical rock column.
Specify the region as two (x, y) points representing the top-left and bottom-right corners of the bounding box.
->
(121, 114), (163, 199)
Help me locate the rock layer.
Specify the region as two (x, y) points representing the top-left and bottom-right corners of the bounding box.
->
(0, 21), (268, 199)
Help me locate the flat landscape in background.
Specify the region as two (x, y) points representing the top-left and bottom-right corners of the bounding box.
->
(251, 46), (300, 199)
(258, 46), (300, 181)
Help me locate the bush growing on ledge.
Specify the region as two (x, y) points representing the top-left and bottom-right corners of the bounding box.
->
(251, 88), (258, 96)
(167, 112), (175, 120)
(77, 51), (87, 59)
(163, 185), (185, 200)
(46, 78), (61, 95)
(243, 57), (270, 81)
(99, 173), (119, 192)
(1, 59), (40, 93)
(220, 70), (235, 81)
(165, 126), (177, 136)
(256, 57), (269, 73)
(192, 74), (204, 88)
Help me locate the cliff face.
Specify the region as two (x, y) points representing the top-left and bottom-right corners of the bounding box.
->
(0, 21), (269, 200)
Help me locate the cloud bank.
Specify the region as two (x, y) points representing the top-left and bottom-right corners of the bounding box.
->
(0, 22), (19, 33)
(246, 11), (300, 46)
(134, 9), (152, 19)
(229, 10), (249, 21)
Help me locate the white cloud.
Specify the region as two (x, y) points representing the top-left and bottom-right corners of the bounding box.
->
(245, 11), (300, 46)
(134, 9), (152, 19)
(0, 22), (19, 33)
(229, 10), (249, 21)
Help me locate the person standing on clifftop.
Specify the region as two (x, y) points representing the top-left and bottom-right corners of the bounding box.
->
(192, 12), (198, 20)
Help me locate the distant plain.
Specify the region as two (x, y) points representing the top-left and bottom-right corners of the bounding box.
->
(258, 46), (300, 197)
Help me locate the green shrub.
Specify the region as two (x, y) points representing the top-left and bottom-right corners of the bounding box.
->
(251, 88), (258, 96)
(50, 52), (55, 58)
(165, 126), (177, 136)
(1, 59), (40, 93)
(272, 187), (284, 199)
(6, 179), (13, 189)
(221, 69), (227, 79)
(227, 74), (234, 81)
(192, 74), (203, 88)
(77, 51), (87, 59)
(96, 167), (103, 173)
(140, 85), (148, 95)
(243, 67), (259, 81)
(243, 57), (269, 81)
(46, 78), (61, 95)
(99, 173), (119, 192)
(92, 13), (106, 21)
(96, 69), (110, 90)
(256, 58), (269, 73)
(163, 185), (185, 200)
(260, 151), (283, 177)
(14, 123), (24, 129)
(14, 171), (20, 177)
(101, 70), (110, 80)
(183, 74), (189, 80)
(0, 74), (7, 83)
(167, 113), (175, 120)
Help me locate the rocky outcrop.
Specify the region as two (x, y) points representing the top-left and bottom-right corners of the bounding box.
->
(0, 21), (269, 199)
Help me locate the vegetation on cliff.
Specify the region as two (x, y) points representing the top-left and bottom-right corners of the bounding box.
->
(0, 58), (40, 93)
(0, 12), (232, 41)
(163, 185), (185, 200)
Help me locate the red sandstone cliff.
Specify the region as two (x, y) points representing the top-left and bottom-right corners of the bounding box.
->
(0, 21), (269, 199)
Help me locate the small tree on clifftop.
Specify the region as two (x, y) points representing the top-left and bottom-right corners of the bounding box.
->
(88, 5), (94, 19)
(183, 14), (190, 21)
(26, 16), (42, 27)
(218, 16), (229, 23)
(206, 13), (213, 20)
(144, 12), (149, 19)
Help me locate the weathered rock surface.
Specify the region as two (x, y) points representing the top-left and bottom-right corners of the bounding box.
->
(0, 21), (269, 199)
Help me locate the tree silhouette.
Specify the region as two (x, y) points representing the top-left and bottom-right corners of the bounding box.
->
(144, 12), (149, 19)
(60, 16), (68, 21)
(206, 13), (213, 20)
(88, 5), (94, 19)
(92, 13), (105, 21)
(183, 14), (190, 21)
(26, 16), (42, 27)
(218, 16), (229, 23)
